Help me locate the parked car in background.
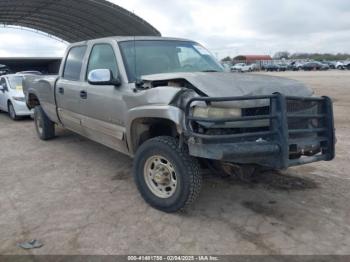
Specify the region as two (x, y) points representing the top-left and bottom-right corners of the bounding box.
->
(292, 62), (305, 71)
(302, 61), (329, 71)
(343, 61), (350, 70)
(322, 61), (336, 69)
(231, 63), (254, 72)
(277, 64), (288, 71)
(335, 61), (345, 70)
(0, 74), (33, 120)
(320, 62), (330, 70)
(286, 62), (296, 71)
(262, 64), (279, 72)
(249, 63), (258, 72)
(231, 63), (244, 71)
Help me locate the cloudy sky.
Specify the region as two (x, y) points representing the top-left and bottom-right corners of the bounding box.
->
(0, 0), (350, 58)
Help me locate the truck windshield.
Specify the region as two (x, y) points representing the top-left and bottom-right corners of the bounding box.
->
(119, 40), (223, 82)
(8, 76), (24, 90)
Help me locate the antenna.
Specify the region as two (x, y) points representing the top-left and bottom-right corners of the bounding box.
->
(134, 35), (137, 83)
(132, 9), (138, 84)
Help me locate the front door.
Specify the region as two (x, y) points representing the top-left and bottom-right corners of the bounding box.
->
(79, 43), (128, 154)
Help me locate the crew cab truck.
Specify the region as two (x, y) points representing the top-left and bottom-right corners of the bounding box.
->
(23, 37), (335, 212)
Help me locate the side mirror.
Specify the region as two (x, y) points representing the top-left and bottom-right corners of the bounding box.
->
(0, 85), (4, 91)
(87, 69), (121, 86)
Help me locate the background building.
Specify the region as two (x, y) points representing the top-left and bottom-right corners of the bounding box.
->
(0, 0), (160, 73)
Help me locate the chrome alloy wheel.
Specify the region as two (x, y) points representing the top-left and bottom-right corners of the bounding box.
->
(144, 155), (177, 198)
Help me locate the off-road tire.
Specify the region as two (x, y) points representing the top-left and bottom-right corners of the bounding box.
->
(34, 105), (55, 140)
(8, 102), (19, 120)
(133, 136), (202, 213)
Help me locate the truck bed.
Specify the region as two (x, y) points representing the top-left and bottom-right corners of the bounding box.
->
(23, 74), (60, 123)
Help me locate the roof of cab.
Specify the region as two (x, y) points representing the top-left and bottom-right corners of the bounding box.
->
(69, 36), (195, 47)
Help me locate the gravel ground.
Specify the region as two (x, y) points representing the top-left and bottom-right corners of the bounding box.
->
(0, 70), (349, 255)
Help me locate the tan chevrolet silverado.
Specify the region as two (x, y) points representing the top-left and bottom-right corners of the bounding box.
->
(23, 36), (335, 212)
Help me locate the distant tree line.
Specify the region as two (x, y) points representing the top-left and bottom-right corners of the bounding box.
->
(221, 52), (350, 63)
(289, 53), (350, 61)
(273, 51), (350, 61)
(221, 56), (232, 62)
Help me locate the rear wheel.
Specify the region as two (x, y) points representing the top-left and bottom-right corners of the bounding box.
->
(8, 102), (18, 120)
(34, 105), (55, 140)
(133, 136), (202, 213)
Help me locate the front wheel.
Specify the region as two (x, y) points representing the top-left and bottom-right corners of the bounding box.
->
(8, 102), (19, 120)
(34, 105), (55, 140)
(133, 136), (202, 213)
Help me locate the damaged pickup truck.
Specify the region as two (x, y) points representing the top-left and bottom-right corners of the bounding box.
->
(23, 37), (335, 212)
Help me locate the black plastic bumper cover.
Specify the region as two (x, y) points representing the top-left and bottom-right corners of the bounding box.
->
(185, 93), (335, 169)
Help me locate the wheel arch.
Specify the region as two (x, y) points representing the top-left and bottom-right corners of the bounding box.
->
(126, 105), (184, 155)
(27, 91), (41, 109)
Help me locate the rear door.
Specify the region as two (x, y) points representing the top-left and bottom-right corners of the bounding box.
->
(55, 45), (87, 133)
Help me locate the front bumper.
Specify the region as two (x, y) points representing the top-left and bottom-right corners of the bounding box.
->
(185, 93), (335, 169)
(12, 100), (34, 116)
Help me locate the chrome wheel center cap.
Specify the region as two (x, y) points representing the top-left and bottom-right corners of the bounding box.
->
(154, 167), (170, 185)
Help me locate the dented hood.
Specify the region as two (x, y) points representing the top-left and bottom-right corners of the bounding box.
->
(142, 72), (313, 98)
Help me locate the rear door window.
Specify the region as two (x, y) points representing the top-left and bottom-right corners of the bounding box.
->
(63, 46), (87, 81)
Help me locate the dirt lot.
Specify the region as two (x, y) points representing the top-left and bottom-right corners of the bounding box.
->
(0, 71), (350, 255)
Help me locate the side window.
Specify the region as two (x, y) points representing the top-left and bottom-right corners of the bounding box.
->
(87, 44), (118, 78)
(63, 46), (87, 81)
(0, 78), (7, 90)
